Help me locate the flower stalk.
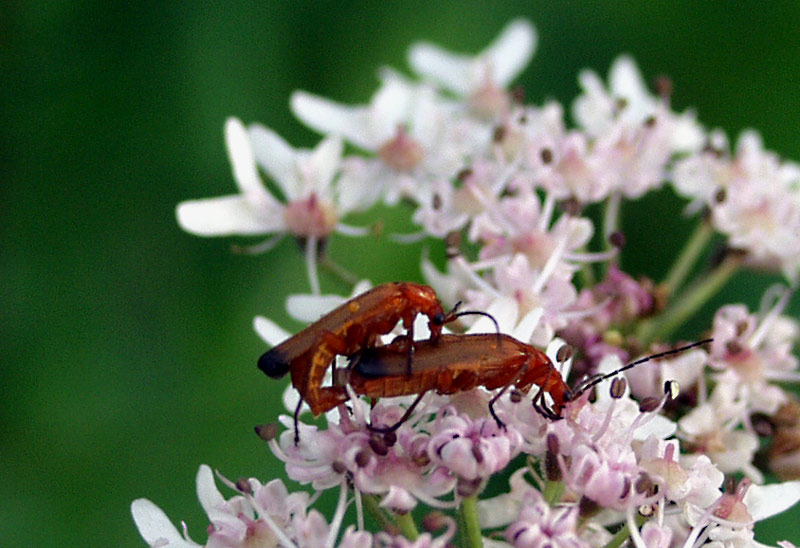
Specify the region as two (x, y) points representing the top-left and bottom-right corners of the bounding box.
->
(457, 495), (484, 548)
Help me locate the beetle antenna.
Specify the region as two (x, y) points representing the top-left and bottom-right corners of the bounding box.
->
(571, 338), (713, 400)
(448, 310), (502, 337)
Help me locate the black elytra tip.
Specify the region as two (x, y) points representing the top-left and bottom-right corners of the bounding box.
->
(257, 349), (291, 379)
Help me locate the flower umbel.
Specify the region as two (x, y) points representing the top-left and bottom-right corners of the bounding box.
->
(146, 17), (800, 548)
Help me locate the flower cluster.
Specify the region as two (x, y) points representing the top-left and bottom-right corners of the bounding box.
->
(137, 18), (800, 548)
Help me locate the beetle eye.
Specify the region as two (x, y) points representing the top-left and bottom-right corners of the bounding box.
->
(258, 350), (291, 379)
(432, 312), (446, 325)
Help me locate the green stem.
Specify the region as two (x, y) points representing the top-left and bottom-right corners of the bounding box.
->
(601, 513), (647, 548)
(542, 480), (565, 505)
(637, 254), (742, 345)
(319, 256), (360, 286)
(362, 495), (397, 534)
(602, 523), (631, 548)
(394, 511), (419, 541)
(577, 254), (596, 289)
(599, 192), (622, 280)
(457, 495), (484, 548)
(661, 220), (714, 297)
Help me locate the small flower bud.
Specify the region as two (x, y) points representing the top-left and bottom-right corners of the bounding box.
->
(369, 434), (390, 456)
(726, 340), (743, 355)
(471, 443), (484, 464)
(655, 75), (673, 98)
(546, 433), (560, 455)
(556, 344), (573, 363)
(355, 450), (371, 468)
(422, 511), (448, 532)
(382, 430), (398, 447)
(635, 472), (654, 495)
(545, 452), (561, 482)
(735, 320), (749, 337)
(663, 380), (680, 401)
(456, 477), (483, 497)
(254, 423), (279, 442)
(610, 377), (627, 399)
(444, 230), (462, 249)
(578, 496), (600, 518)
(235, 478), (251, 493)
(639, 396), (661, 413)
(609, 231), (626, 248)
(560, 197), (582, 216)
(492, 125), (506, 143)
(620, 476), (632, 499)
(511, 85), (525, 105)
(456, 167), (473, 183)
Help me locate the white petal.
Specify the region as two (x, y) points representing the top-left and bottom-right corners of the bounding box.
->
(512, 307), (544, 343)
(421, 256), (461, 306)
(286, 293), (347, 323)
(608, 55), (655, 120)
(247, 123), (300, 199)
(369, 76), (415, 142)
(335, 158), (383, 213)
(744, 481), (800, 522)
(290, 91), (374, 151)
(467, 296), (517, 335)
(195, 465), (226, 519)
(477, 493), (520, 528)
(480, 18), (537, 88)
(408, 84), (439, 147)
(131, 499), (197, 548)
(253, 316), (291, 346)
(350, 279), (374, 296)
(408, 19), (536, 94)
(408, 40), (473, 96)
(309, 134), (343, 191)
(632, 414), (677, 440)
(175, 196), (284, 236)
(224, 118), (276, 207)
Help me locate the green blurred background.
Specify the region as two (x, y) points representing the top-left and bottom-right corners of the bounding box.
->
(5, 2), (800, 546)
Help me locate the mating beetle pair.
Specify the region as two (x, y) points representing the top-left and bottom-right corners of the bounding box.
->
(258, 282), (708, 439)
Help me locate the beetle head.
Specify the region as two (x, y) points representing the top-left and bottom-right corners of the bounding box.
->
(258, 349), (291, 379)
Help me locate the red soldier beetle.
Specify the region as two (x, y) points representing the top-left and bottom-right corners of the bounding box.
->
(343, 333), (567, 429)
(257, 282), (495, 419)
(341, 334), (713, 432)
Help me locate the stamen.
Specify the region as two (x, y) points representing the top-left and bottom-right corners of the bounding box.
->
(591, 393), (617, 443)
(244, 488), (299, 548)
(627, 507), (648, 548)
(230, 234), (285, 255)
(305, 235), (321, 295)
(324, 480), (350, 548)
(254, 423), (279, 442)
(354, 488), (364, 531)
(750, 285), (794, 348)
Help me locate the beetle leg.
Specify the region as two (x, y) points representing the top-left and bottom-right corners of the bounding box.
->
(368, 390), (428, 433)
(293, 397), (304, 445)
(406, 342), (415, 377)
(488, 385), (510, 430)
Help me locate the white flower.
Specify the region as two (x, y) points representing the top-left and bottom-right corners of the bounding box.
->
(132, 465), (311, 548)
(177, 117), (360, 239)
(408, 19), (536, 118)
(573, 55), (704, 153)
